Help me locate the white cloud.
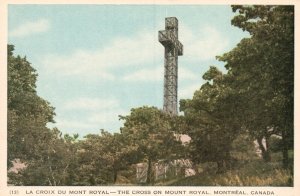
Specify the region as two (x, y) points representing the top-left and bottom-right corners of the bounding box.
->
(54, 108), (126, 134)
(63, 97), (119, 111)
(41, 30), (161, 79)
(180, 24), (229, 61)
(122, 66), (198, 82)
(87, 108), (127, 124)
(179, 83), (202, 99)
(53, 119), (95, 130)
(49, 108), (126, 135)
(122, 66), (163, 82)
(49, 97), (127, 134)
(10, 19), (50, 38)
(43, 22), (230, 135)
(179, 66), (198, 81)
(40, 24), (228, 83)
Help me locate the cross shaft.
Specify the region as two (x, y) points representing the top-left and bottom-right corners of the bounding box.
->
(158, 17), (183, 115)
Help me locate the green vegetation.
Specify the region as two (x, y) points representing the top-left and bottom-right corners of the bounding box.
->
(119, 107), (184, 184)
(8, 5), (294, 186)
(168, 158), (293, 186)
(162, 135), (293, 186)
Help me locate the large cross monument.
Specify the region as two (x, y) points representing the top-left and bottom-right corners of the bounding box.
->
(159, 17), (183, 115)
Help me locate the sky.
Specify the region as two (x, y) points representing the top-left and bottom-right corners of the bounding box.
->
(8, 4), (248, 137)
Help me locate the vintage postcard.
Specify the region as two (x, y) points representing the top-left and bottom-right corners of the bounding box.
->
(1, 0), (299, 195)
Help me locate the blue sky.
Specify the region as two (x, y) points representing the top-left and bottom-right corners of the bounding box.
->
(8, 4), (248, 137)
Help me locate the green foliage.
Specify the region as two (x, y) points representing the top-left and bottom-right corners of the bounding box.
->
(231, 133), (258, 162)
(120, 106), (183, 161)
(7, 53), (181, 186)
(180, 5), (294, 172)
(7, 5), (294, 185)
(7, 45), (56, 166)
(269, 136), (283, 153)
(224, 5), (294, 167)
(7, 45), (80, 186)
(180, 66), (244, 172)
(220, 6), (294, 135)
(120, 106), (183, 184)
(73, 130), (139, 185)
(8, 129), (79, 186)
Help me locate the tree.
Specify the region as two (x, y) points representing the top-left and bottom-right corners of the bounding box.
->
(180, 66), (245, 172)
(75, 130), (140, 185)
(119, 106), (183, 184)
(7, 45), (56, 167)
(8, 128), (79, 186)
(218, 5), (294, 167)
(7, 45), (80, 186)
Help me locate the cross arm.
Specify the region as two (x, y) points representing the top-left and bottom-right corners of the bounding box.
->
(158, 30), (183, 56)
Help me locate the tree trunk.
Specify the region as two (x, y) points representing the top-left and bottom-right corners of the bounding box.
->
(282, 129), (289, 169)
(257, 137), (271, 162)
(216, 160), (226, 174)
(113, 170), (118, 184)
(146, 158), (152, 185)
(216, 149), (231, 173)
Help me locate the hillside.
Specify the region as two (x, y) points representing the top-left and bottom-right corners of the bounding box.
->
(157, 152), (293, 186)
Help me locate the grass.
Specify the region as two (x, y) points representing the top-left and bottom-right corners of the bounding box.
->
(165, 154), (293, 186)
(115, 149), (294, 186)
